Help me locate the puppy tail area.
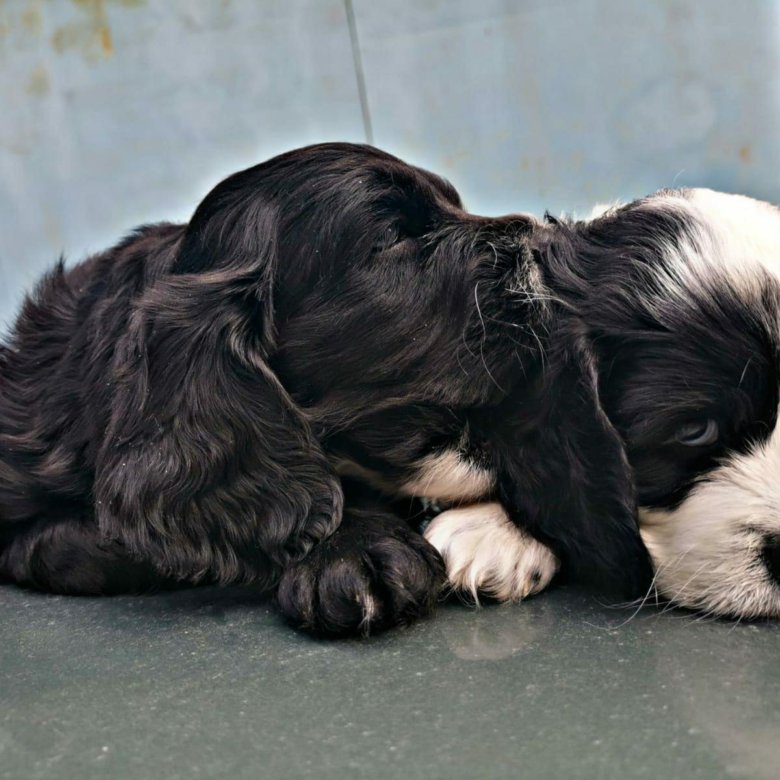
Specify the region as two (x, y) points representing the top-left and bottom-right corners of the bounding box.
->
(0, 518), (180, 596)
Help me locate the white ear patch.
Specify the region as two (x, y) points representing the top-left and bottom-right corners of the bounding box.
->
(424, 502), (558, 602)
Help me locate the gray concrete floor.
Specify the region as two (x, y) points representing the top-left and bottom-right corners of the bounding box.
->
(1, 583), (778, 780)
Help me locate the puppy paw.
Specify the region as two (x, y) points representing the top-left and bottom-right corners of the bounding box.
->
(276, 520), (445, 636)
(424, 502), (558, 602)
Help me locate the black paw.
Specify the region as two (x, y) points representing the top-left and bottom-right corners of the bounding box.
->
(276, 519), (446, 637)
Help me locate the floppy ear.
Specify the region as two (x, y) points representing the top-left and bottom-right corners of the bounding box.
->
(494, 333), (653, 597)
(94, 172), (342, 585)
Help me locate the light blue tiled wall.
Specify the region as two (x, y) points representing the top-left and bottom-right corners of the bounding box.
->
(2, 0), (779, 328)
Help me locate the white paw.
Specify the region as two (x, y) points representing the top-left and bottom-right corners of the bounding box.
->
(424, 502), (558, 602)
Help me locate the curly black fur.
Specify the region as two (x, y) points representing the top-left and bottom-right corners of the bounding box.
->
(0, 143), (651, 635)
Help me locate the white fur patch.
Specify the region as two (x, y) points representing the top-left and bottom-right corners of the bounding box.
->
(424, 502), (558, 602)
(402, 450), (494, 503)
(648, 188), (780, 308)
(357, 592), (377, 631)
(686, 188), (780, 286)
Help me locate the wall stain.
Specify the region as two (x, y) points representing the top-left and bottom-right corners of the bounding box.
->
(50, 0), (144, 61)
(442, 147), (470, 171)
(26, 63), (49, 95)
(52, 0), (112, 59)
(739, 144), (752, 164)
(21, 1), (42, 35)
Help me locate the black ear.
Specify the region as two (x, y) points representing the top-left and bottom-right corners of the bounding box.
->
(494, 335), (653, 597)
(95, 172), (342, 585)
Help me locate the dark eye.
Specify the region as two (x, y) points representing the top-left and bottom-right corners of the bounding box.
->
(674, 419), (719, 447)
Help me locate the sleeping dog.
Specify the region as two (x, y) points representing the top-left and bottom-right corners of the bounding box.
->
(0, 143), (649, 634)
(0, 143), (775, 633)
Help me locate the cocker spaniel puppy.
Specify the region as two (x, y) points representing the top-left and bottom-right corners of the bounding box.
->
(6, 144), (778, 632)
(0, 143), (651, 634)
(429, 189), (780, 621)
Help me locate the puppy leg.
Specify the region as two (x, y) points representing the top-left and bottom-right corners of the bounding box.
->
(276, 495), (446, 636)
(424, 502), (558, 602)
(0, 517), (176, 595)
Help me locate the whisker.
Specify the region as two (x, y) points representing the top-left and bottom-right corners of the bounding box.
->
(473, 282), (504, 393)
(659, 559), (712, 617)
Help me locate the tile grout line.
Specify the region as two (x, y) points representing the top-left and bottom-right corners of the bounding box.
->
(344, 0), (374, 145)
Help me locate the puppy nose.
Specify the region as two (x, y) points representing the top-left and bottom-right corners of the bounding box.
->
(762, 536), (780, 584)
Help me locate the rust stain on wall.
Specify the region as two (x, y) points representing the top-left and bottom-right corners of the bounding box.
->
(99, 21), (112, 54)
(52, 0), (112, 58)
(49, 0), (144, 60)
(739, 144), (752, 164)
(26, 63), (49, 95)
(20, 1), (42, 35)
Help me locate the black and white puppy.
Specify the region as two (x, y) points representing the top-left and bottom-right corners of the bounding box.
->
(0, 143), (651, 635)
(428, 189), (780, 621)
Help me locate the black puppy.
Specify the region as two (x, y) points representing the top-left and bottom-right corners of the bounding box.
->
(0, 144), (650, 634)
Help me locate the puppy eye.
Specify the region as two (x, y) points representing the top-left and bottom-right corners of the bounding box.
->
(674, 419), (719, 447)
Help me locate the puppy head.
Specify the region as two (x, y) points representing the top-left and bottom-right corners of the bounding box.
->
(180, 142), (539, 413)
(550, 188), (780, 617)
(100, 142), (554, 581)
